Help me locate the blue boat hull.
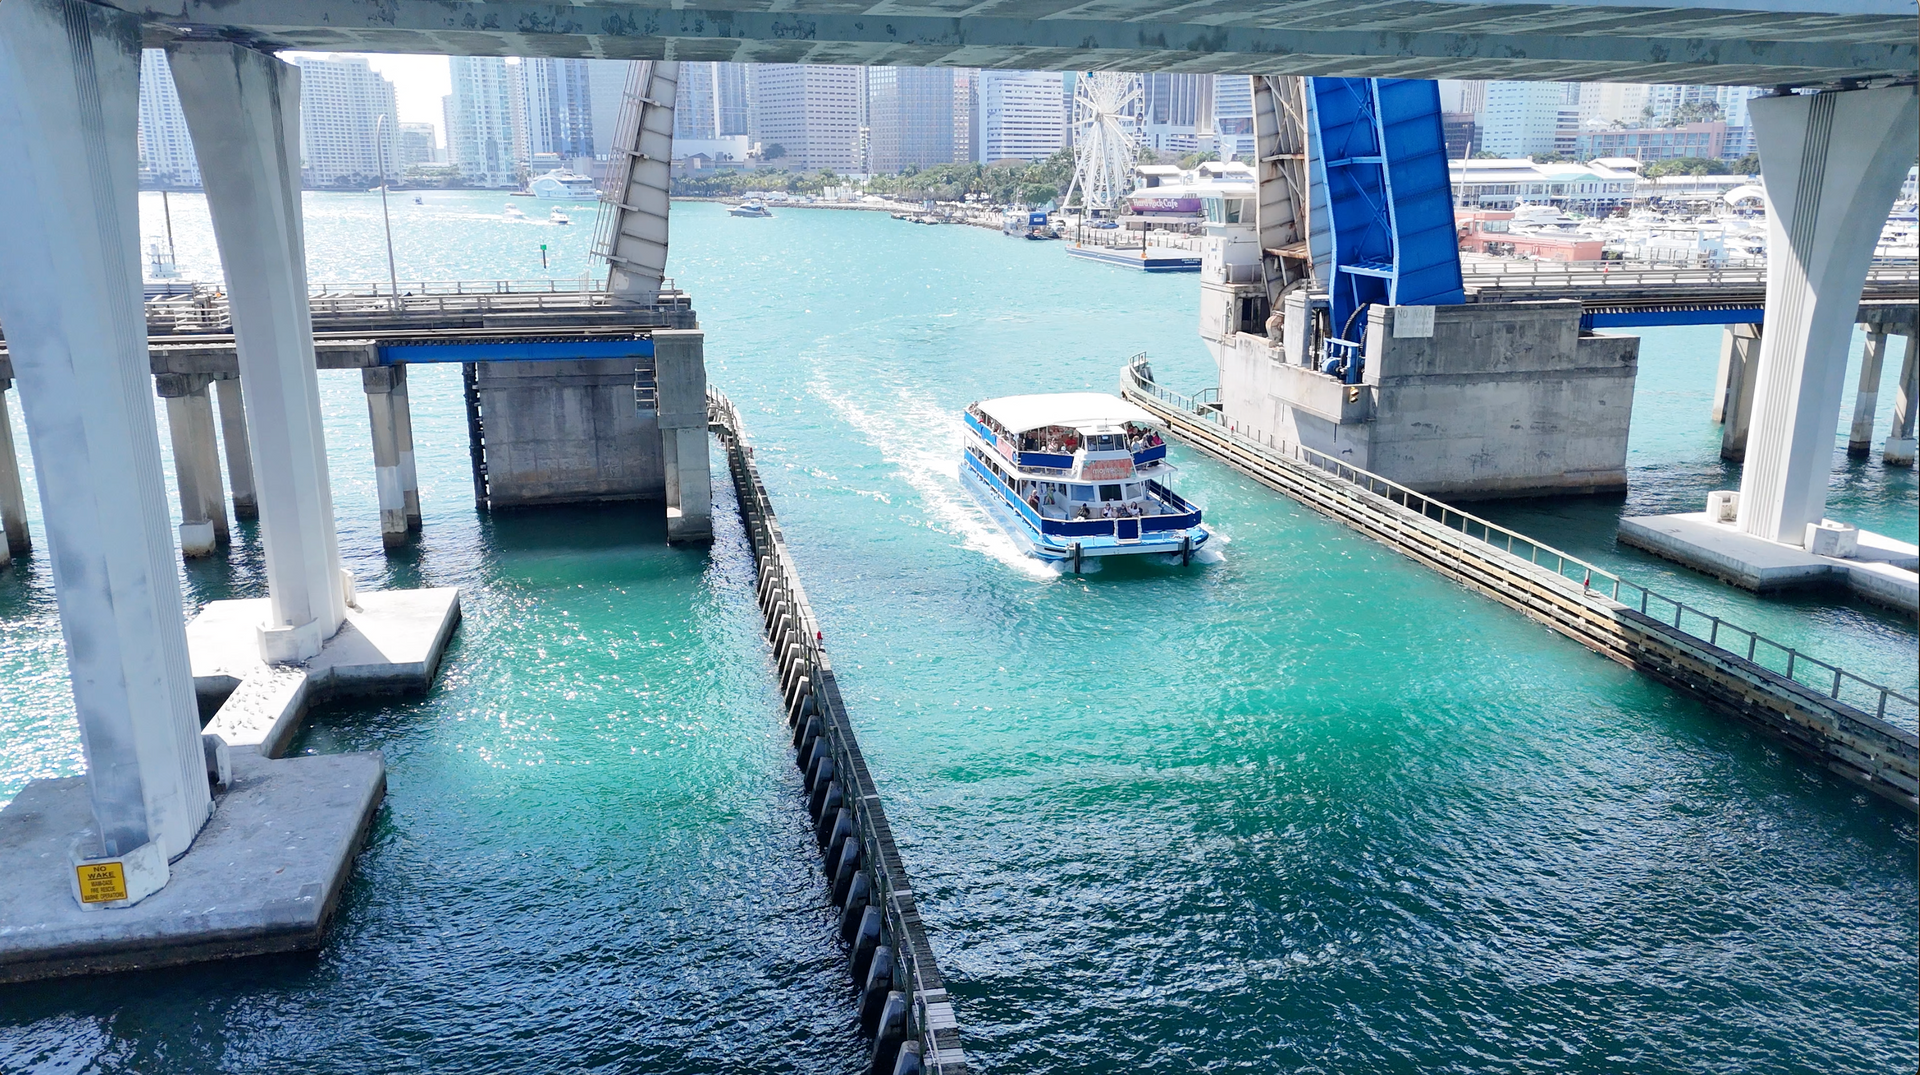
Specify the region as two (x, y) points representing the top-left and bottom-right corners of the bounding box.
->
(960, 463), (1209, 563)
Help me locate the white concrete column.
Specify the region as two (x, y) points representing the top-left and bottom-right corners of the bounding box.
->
(1847, 330), (1887, 457)
(1735, 86), (1920, 546)
(0, 379), (32, 560)
(216, 376), (259, 520)
(1711, 324), (1737, 423)
(1719, 323), (1760, 462)
(390, 363), (422, 530)
(0, 0), (210, 884)
(157, 374), (227, 557)
(169, 42), (348, 662)
(653, 330), (712, 542)
(1887, 335), (1917, 466)
(362, 366), (409, 548)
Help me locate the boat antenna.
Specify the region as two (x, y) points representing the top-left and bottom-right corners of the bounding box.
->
(375, 113), (401, 309)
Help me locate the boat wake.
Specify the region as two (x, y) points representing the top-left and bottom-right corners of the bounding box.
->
(809, 379), (1060, 579)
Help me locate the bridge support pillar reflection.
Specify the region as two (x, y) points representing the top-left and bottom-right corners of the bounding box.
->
(170, 41), (347, 662)
(1888, 337), (1917, 466)
(1717, 323), (1761, 462)
(1736, 86), (1920, 547)
(0, 0), (211, 897)
(0, 380), (31, 563)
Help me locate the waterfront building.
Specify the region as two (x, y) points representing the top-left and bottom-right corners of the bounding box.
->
(1449, 157), (1639, 211)
(868, 66), (961, 173)
(952, 69), (980, 164)
(979, 70), (1064, 163)
(521, 57), (596, 161)
(136, 48), (199, 188)
(676, 61), (718, 140)
(397, 122), (439, 166)
(749, 64), (864, 172)
(1141, 72), (1210, 154)
(1441, 111), (1477, 159)
(290, 55), (400, 189)
(1479, 80), (1570, 158)
(1575, 121), (1729, 163)
(447, 55), (520, 187)
(1213, 76), (1255, 160)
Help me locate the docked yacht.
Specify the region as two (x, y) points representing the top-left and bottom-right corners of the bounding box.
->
(529, 169), (598, 199)
(729, 199), (773, 218)
(962, 392), (1210, 567)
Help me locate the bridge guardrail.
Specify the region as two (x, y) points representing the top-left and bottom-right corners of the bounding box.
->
(140, 279), (690, 334)
(1461, 259), (1917, 294)
(1123, 355), (1919, 735)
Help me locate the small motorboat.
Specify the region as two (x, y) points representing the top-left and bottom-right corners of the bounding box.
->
(729, 199), (773, 218)
(413, 195), (423, 205)
(549, 207), (571, 225)
(503, 204), (526, 220)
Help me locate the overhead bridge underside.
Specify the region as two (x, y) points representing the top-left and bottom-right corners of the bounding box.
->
(116, 0), (1917, 85)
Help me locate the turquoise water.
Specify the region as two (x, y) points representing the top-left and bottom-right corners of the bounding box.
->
(0, 193), (1913, 1072)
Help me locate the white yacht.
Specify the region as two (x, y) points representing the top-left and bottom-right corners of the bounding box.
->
(962, 392), (1210, 569)
(529, 169), (598, 199)
(729, 199), (773, 218)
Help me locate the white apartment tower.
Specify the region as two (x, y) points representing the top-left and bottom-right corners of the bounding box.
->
(868, 66), (965, 173)
(448, 55), (520, 187)
(749, 64), (864, 172)
(137, 49), (199, 188)
(1480, 80), (1567, 158)
(522, 57), (597, 161)
(1213, 76), (1255, 160)
(291, 55), (400, 188)
(979, 70), (1064, 163)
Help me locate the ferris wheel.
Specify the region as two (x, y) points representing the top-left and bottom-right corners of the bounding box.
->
(1066, 72), (1143, 213)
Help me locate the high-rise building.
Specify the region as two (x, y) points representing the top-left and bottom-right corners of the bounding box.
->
(676, 62), (718, 140)
(398, 122), (439, 166)
(521, 57), (596, 161)
(979, 70), (1064, 163)
(137, 49), (199, 188)
(1212, 76), (1255, 160)
(291, 55), (400, 188)
(447, 56), (520, 186)
(716, 63), (751, 137)
(868, 66), (962, 173)
(749, 64), (864, 172)
(585, 60), (634, 161)
(1480, 80), (1566, 158)
(952, 69), (979, 164)
(1141, 72), (1209, 153)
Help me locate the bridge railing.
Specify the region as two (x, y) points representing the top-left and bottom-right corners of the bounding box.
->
(1462, 259), (1917, 293)
(142, 278), (689, 333)
(1122, 355), (1920, 734)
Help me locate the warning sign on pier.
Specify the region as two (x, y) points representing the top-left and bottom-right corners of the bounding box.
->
(76, 861), (128, 904)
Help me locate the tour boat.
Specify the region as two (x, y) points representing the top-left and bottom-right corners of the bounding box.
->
(729, 199), (773, 218)
(961, 392), (1210, 568)
(549, 207), (571, 225)
(529, 169), (598, 199)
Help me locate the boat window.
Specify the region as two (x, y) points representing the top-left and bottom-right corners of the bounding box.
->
(1070, 485), (1095, 501)
(1124, 483), (1143, 499)
(1099, 484), (1123, 502)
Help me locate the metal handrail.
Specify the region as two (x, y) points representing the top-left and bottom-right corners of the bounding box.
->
(139, 279), (689, 332)
(1122, 356), (1919, 733)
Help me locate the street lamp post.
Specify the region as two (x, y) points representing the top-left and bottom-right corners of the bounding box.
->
(375, 113), (401, 309)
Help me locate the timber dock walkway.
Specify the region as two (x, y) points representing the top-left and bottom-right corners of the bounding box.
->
(710, 391), (967, 1075)
(1120, 358), (1919, 811)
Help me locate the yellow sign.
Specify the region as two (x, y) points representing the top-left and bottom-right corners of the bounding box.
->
(76, 861), (128, 904)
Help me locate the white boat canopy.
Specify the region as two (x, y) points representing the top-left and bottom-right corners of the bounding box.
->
(976, 392), (1160, 435)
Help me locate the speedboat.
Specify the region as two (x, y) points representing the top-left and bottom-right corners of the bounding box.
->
(549, 207), (571, 225)
(729, 199), (773, 218)
(502, 203), (526, 220)
(961, 392), (1209, 569)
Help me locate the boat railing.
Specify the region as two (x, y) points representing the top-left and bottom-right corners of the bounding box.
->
(1121, 355), (1920, 733)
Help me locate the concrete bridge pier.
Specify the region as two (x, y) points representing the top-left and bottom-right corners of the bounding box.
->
(390, 365), (422, 530)
(158, 374), (229, 557)
(0, 379), (31, 563)
(1846, 330), (1890, 456)
(169, 41), (348, 662)
(1885, 337), (1916, 466)
(1736, 86), (1919, 545)
(216, 377), (259, 520)
(1620, 86), (1920, 613)
(362, 366), (414, 548)
(655, 330), (712, 543)
(0, 0), (212, 903)
(1715, 323), (1761, 462)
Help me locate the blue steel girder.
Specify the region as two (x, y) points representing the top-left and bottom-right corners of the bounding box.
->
(375, 338), (655, 364)
(1308, 77), (1465, 383)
